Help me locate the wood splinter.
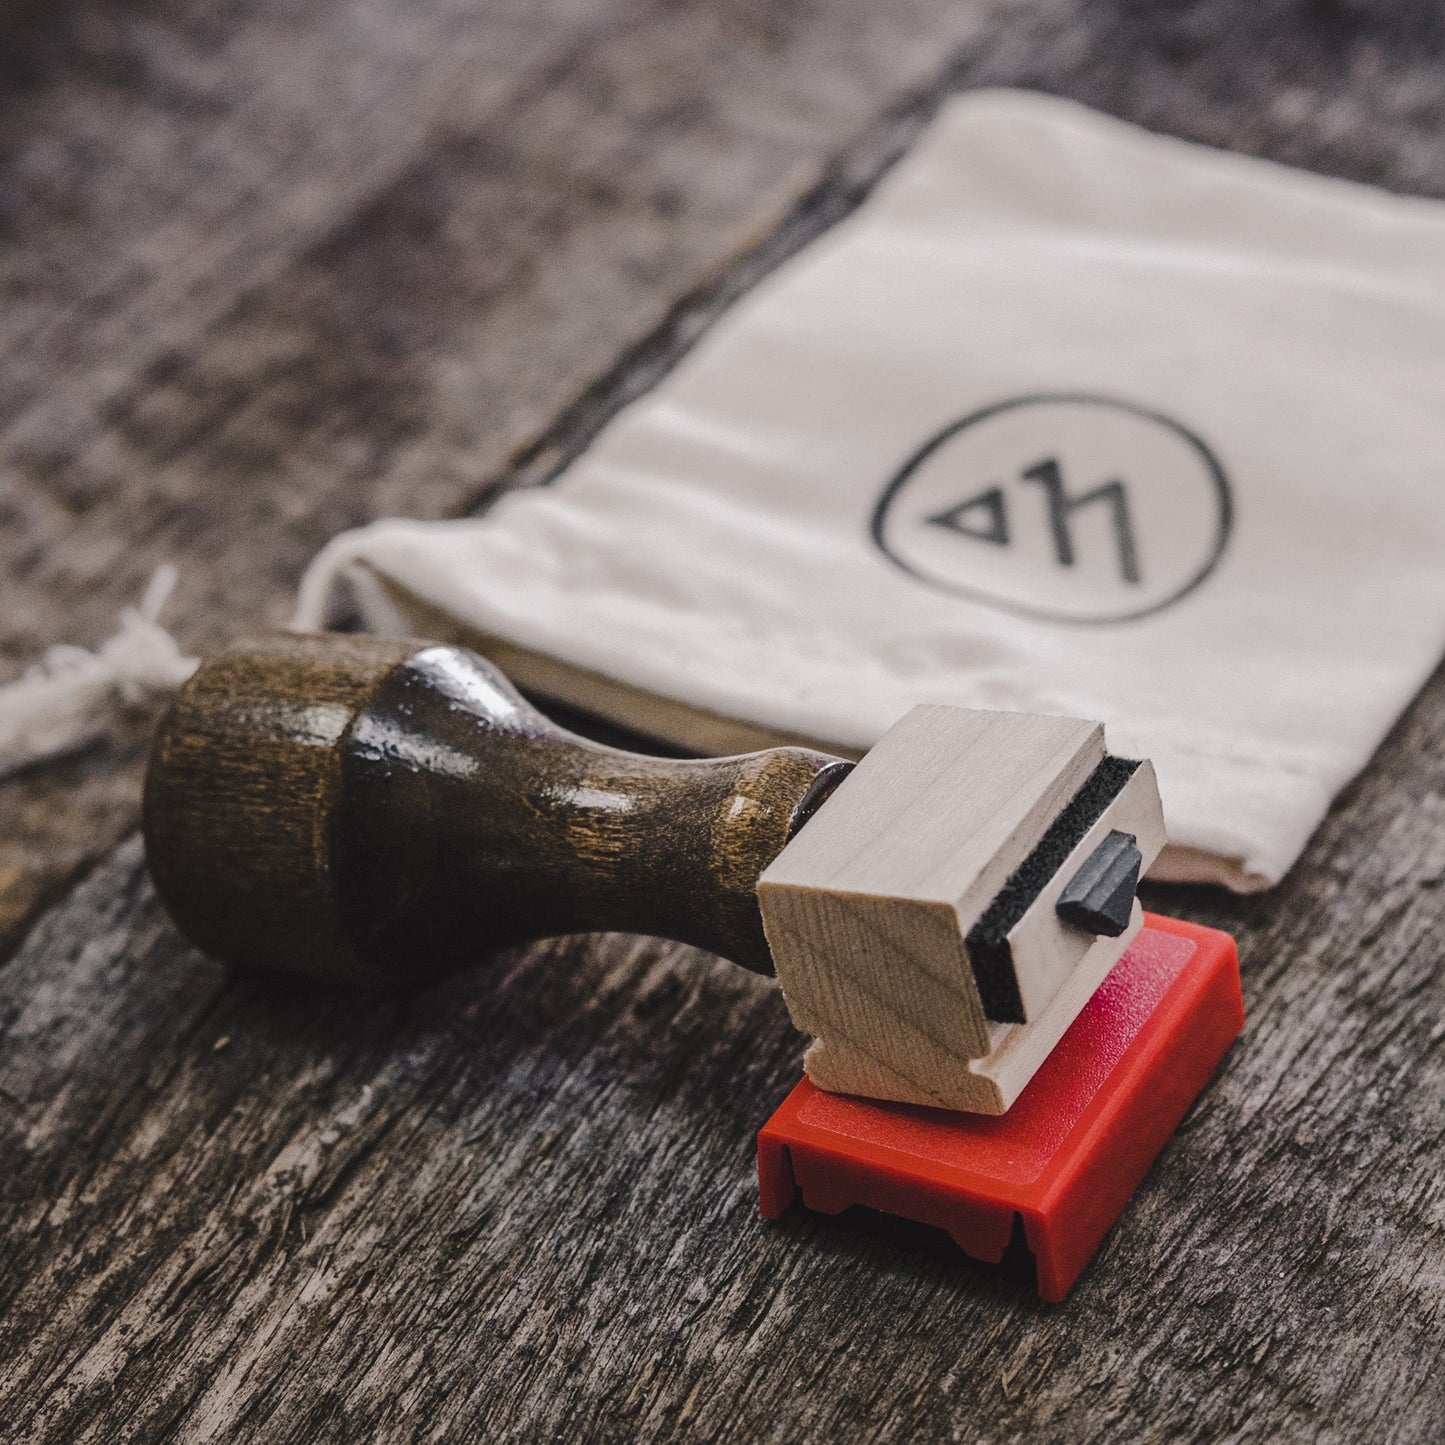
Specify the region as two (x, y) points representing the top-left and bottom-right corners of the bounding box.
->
(143, 633), (1164, 1114)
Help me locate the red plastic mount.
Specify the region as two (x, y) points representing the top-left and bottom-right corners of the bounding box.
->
(758, 914), (1243, 1302)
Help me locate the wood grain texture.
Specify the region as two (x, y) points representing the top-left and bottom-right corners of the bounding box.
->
(145, 631), (849, 983)
(4, 679), (1445, 1439)
(765, 711), (1104, 913)
(759, 708), (1158, 1111)
(5, 0), (1445, 1439)
(0, 0), (1011, 954)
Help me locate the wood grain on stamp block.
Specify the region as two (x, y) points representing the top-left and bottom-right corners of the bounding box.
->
(758, 707), (1121, 1111)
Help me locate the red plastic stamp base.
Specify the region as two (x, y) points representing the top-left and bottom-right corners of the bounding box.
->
(758, 914), (1243, 1302)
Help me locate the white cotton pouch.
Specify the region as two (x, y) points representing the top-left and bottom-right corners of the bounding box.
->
(296, 89), (1445, 891)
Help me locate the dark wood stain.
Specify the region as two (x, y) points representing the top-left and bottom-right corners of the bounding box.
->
(145, 632), (848, 985)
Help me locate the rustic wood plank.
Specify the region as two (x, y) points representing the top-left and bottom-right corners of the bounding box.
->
(0, 0), (648, 948)
(0, 0), (1005, 956)
(4, 0), (1445, 1438)
(1, 666), (1443, 1440)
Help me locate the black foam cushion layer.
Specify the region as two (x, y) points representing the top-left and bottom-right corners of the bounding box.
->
(965, 756), (1141, 1024)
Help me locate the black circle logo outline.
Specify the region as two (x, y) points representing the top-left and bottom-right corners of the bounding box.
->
(870, 392), (1234, 625)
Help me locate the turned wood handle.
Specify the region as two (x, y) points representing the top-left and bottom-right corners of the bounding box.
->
(142, 632), (852, 985)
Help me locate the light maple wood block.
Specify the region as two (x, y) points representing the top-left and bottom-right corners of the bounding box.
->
(758, 706), (1165, 1113)
(802, 902), (1143, 1114)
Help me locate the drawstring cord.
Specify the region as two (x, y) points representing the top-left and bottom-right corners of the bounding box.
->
(0, 565), (197, 781)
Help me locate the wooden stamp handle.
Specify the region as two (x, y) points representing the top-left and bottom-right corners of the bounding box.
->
(143, 632), (852, 986)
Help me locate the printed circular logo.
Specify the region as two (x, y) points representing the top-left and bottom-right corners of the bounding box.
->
(871, 394), (1232, 624)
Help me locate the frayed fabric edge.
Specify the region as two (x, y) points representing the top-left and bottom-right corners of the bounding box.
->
(0, 565), (198, 781)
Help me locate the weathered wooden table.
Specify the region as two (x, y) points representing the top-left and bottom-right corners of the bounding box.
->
(2, 2), (1443, 1438)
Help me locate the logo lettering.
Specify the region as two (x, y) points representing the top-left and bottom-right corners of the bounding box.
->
(926, 486), (1009, 547)
(870, 394), (1231, 625)
(1018, 457), (1141, 586)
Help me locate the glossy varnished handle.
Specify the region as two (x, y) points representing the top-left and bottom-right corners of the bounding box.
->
(143, 632), (852, 985)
